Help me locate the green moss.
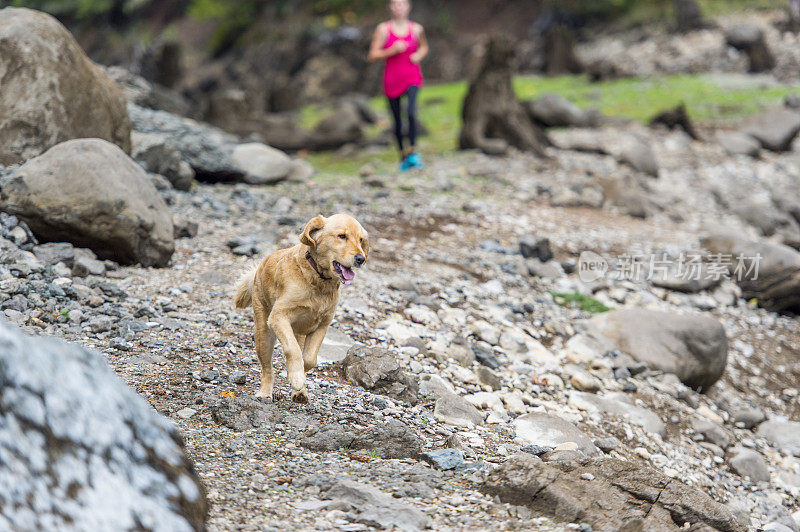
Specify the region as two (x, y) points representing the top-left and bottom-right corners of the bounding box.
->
(551, 291), (611, 314)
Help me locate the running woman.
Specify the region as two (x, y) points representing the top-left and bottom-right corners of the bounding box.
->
(368, 0), (429, 171)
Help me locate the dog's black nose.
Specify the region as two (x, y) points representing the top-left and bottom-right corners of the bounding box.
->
(353, 254), (365, 267)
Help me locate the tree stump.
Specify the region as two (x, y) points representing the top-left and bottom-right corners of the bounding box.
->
(543, 24), (582, 76)
(649, 104), (700, 140)
(459, 35), (550, 157)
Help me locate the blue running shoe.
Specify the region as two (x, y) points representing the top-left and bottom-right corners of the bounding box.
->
(400, 157), (413, 171)
(406, 152), (424, 169)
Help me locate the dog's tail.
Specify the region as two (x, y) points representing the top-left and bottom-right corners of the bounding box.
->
(234, 267), (257, 309)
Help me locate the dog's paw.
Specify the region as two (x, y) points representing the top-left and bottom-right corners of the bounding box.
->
(255, 388), (274, 402)
(290, 390), (309, 404)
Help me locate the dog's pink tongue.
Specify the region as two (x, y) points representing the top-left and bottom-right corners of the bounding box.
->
(341, 265), (355, 281)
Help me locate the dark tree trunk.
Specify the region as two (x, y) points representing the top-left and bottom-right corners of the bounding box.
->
(459, 35), (550, 157)
(674, 0), (707, 32)
(790, 0), (800, 32)
(543, 24), (583, 76)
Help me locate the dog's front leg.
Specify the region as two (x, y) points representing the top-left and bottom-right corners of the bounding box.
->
(302, 321), (331, 372)
(267, 308), (308, 403)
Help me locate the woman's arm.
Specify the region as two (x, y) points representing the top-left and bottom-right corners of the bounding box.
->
(410, 24), (429, 64)
(368, 24), (405, 62)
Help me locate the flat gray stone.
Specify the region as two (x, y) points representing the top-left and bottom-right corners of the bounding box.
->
(757, 419), (800, 456)
(434, 393), (484, 428)
(717, 131), (760, 157)
(728, 446), (770, 482)
(569, 392), (666, 437)
(745, 109), (800, 152)
(513, 412), (598, 455)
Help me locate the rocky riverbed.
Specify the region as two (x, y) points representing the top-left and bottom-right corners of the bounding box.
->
(3, 130), (800, 530)
(3, 5), (800, 531)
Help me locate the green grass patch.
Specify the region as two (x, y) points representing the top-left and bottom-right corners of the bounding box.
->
(512, 73), (796, 122)
(698, 0), (778, 16)
(551, 291), (611, 314)
(304, 73), (799, 175)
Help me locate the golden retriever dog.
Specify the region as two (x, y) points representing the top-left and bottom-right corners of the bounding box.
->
(234, 213), (369, 403)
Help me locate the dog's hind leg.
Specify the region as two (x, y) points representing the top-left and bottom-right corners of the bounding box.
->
(253, 301), (276, 400)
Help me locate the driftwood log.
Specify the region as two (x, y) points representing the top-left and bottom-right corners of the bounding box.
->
(459, 35), (550, 157)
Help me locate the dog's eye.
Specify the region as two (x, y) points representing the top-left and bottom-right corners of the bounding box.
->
(338, 234), (347, 240)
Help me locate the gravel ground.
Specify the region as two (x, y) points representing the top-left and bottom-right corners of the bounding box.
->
(10, 131), (800, 530)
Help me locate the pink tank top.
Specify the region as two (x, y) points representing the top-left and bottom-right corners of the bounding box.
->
(382, 21), (424, 99)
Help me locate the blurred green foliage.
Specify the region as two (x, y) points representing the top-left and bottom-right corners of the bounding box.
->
(11, 0), (134, 18)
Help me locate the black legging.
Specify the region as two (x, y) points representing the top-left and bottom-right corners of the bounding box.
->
(388, 85), (418, 156)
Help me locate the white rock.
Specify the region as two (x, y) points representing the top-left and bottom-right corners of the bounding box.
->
(378, 319), (424, 345)
(465, 392), (506, 413)
(317, 328), (355, 364)
(499, 327), (530, 353)
(403, 305), (441, 327)
(438, 306), (467, 328)
(471, 320), (501, 345)
(231, 142), (293, 184)
(500, 392), (527, 415)
(176, 408), (196, 419)
(570, 371), (603, 393)
(448, 365), (478, 384)
(696, 405), (725, 425)
(564, 333), (605, 363)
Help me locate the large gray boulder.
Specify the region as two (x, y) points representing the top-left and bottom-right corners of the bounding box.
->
(568, 392), (666, 436)
(717, 131), (760, 157)
(701, 232), (800, 312)
(341, 346), (419, 405)
(744, 109), (800, 152)
(231, 143), (294, 185)
(0, 139), (174, 267)
(299, 474), (429, 531)
(733, 202), (800, 248)
(0, 8), (131, 165)
(482, 454), (744, 531)
(127, 103), (245, 182)
(577, 309), (728, 390)
(725, 24), (775, 73)
(0, 319), (207, 531)
(131, 132), (196, 191)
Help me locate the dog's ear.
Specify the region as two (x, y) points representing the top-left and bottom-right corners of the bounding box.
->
(361, 234), (370, 257)
(300, 215), (326, 247)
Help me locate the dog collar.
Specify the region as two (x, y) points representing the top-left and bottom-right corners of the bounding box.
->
(306, 251), (331, 280)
